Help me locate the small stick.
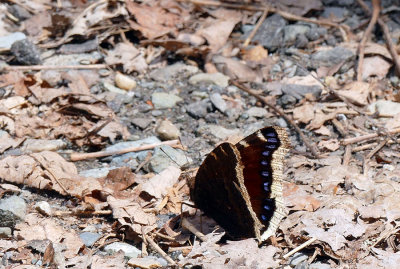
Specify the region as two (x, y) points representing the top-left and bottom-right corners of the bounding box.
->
(356, 0), (380, 81)
(342, 145), (352, 165)
(356, 0), (400, 75)
(342, 128), (400, 145)
(363, 139), (387, 175)
(243, 9), (268, 48)
(70, 140), (181, 161)
(283, 237), (317, 259)
(3, 64), (108, 71)
(144, 234), (176, 265)
(352, 142), (378, 152)
(231, 81), (321, 158)
(53, 210), (112, 216)
(181, 218), (208, 242)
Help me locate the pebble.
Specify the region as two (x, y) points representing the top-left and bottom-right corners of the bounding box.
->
(42, 51), (103, 66)
(148, 146), (191, 173)
(22, 139), (66, 153)
(155, 120), (180, 140)
(149, 63), (198, 82)
(10, 39), (42, 65)
(252, 14), (287, 51)
(189, 72), (230, 88)
(310, 262), (333, 269)
(79, 232), (101, 247)
(0, 196), (27, 221)
(197, 125), (241, 140)
(289, 252), (308, 267)
(104, 242), (141, 259)
(246, 107), (269, 118)
(209, 93), (227, 113)
(41, 70), (62, 87)
(152, 110), (163, 117)
(151, 92), (183, 109)
(311, 47), (354, 69)
(79, 166), (119, 178)
(102, 81), (130, 95)
(131, 117), (153, 129)
(35, 201), (52, 216)
(115, 72), (137, 90)
(0, 32), (26, 50)
(283, 24), (310, 45)
(186, 99), (211, 119)
(0, 227), (12, 238)
(368, 100), (400, 116)
(281, 84), (322, 101)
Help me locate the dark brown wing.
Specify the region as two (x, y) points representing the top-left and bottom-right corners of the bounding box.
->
(191, 142), (261, 238)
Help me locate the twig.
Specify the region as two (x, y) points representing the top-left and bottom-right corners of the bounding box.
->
(362, 138), (387, 175)
(179, 0), (349, 41)
(352, 142), (378, 152)
(144, 234), (176, 265)
(53, 210), (112, 216)
(342, 128), (400, 145)
(343, 145), (352, 165)
(3, 64), (108, 71)
(283, 237), (318, 259)
(231, 81), (321, 158)
(243, 9), (268, 47)
(356, 0), (400, 75)
(356, 0), (380, 81)
(181, 217), (208, 242)
(70, 140), (181, 161)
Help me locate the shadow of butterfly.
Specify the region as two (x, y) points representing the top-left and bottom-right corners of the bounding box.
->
(187, 126), (290, 242)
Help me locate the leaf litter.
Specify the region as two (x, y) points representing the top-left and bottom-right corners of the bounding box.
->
(0, 0), (400, 268)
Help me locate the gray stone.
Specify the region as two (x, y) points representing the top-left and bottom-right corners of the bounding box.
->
(35, 201), (52, 216)
(79, 166), (119, 178)
(41, 70), (62, 87)
(0, 196), (27, 221)
(311, 47), (355, 68)
(368, 100), (400, 116)
(0, 227), (12, 238)
(79, 232), (101, 247)
(290, 252), (308, 267)
(322, 7), (349, 19)
(131, 117), (153, 129)
(252, 14), (287, 51)
(148, 146), (191, 173)
(310, 262), (333, 269)
(197, 125), (241, 140)
(104, 242), (141, 259)
(11, 39), (41, 65)
(22, 139), (66, 153)
(246, 107), (269, 118)
(156, 120), (180, 140)
(189, 72), (230, 88)
(186, 99), (211, 119)
(283, 24), (310, 45)
(209, 93), (227, 113)
(149, 63), (198, 82)
(0, 32), (26, 50)
(151, 92), (183, 109)
(102, 81), (129, 95)
(306, 27), (327, 41)
(151, 110), (163, 117)
(281, 84), (322, 101)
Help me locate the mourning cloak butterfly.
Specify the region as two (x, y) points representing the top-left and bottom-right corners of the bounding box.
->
(190, 126), (290, 242)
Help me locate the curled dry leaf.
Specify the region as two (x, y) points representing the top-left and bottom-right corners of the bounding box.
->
(107, 196), (157, 236)
(0, 151), (102, 198)
(140, 166), (181, 199)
